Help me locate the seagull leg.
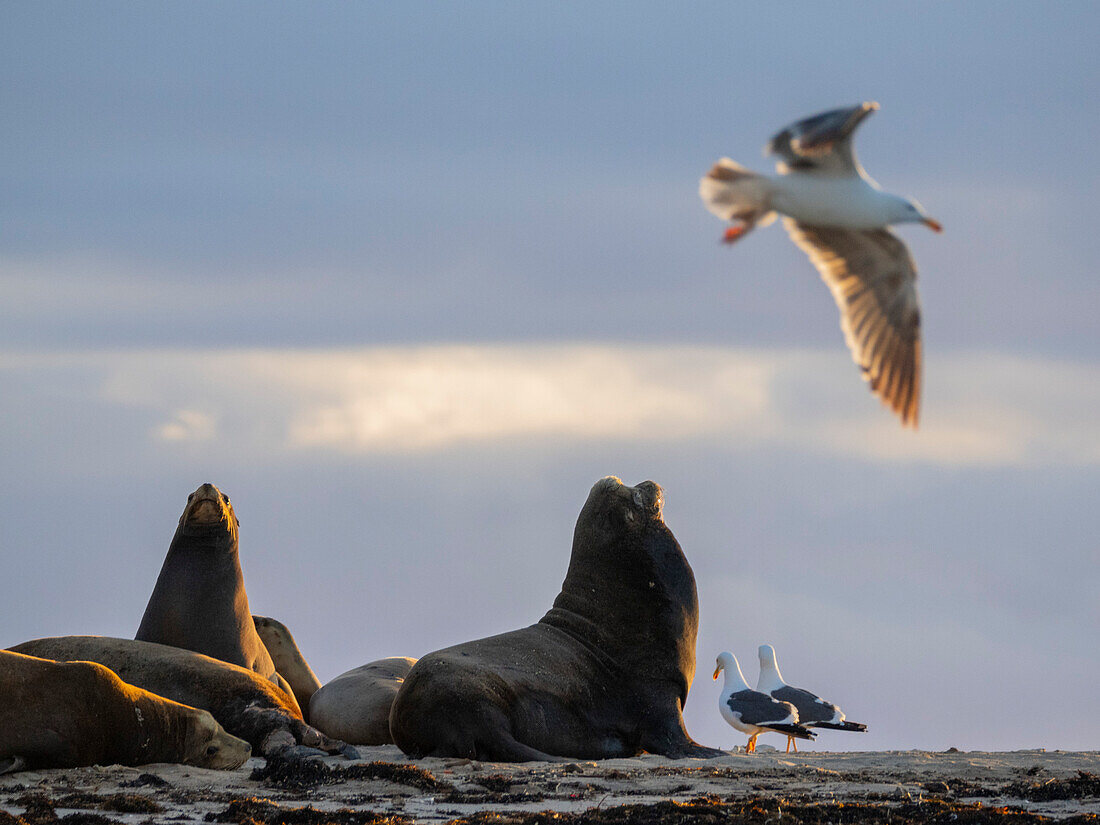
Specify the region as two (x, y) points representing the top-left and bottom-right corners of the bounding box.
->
(747, 734), (757, 753)
(786, 736), (792, 753)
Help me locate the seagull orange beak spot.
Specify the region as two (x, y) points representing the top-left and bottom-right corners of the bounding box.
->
(713, 668), (720, 680)
(922, 218), (943, 233)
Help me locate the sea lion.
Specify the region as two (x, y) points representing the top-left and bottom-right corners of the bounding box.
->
(389, 477), (724, 761)
(135, 483), (297, 703)
(9, 637), (354, 759)
(252, 616), (322, 714)
(0, 650), (251, 774)
(309, 657), (417, 745)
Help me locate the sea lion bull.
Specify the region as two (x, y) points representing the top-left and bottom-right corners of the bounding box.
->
(389, 477), (724, 761)
(309, 657), (417, 745)
(9, 637), (355, 759)
(136, 484), (297, 703)
(0, 650), (250, 774)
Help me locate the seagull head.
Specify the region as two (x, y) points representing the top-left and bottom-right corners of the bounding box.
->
(713, 651), (736, 680)
(887, 194), (942, 233)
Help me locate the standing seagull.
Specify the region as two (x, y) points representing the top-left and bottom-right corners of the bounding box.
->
(713, 651), (815, 753)
(756, 644), (867, 753)
(699, 102), (941, 427)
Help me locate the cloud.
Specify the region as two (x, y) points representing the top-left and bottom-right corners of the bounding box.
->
(156, 409), (216, 442)
(2, 344), (1098, 467)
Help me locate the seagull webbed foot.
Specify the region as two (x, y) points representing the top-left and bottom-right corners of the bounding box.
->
(722, 224), (749, 244)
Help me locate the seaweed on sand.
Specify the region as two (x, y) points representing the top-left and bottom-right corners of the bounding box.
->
(1001, 772), (1100, 802)
(215, 797), (407, 824)
(250, 753), (447, 792)
(208, 795), (1100, 825)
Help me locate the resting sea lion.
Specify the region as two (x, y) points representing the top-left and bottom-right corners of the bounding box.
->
(389, 477), (724, 761)
(252, 616), (322, 713)
(309, 657), (417, 745)
(0, 650), (250, 774)
(135, 483), (298, 703)
(9, 637), (354, 759)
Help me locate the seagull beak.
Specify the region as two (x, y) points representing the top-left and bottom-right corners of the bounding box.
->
(922, 217), (943, 233)
(713, 667), (721, 680)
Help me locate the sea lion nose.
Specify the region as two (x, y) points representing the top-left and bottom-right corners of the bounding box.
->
(188, 483), (221, 502)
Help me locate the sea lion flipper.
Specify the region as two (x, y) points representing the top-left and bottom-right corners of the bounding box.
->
(0, 756), (26, 775)
(663, 742), (729, 759)
(473, 731), (568, 763)
(639, 712), (728, 759)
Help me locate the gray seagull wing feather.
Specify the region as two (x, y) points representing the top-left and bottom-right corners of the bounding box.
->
(767, 102), (878, 176)
(771, 685), (841, 725)
(728, 689), (799, 727)
(782, 219), (922, 427)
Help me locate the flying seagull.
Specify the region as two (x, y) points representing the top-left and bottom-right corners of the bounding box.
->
(713, 651), (815, 753)
(756, 644), (867, 753)
(699, 102), (941, 428)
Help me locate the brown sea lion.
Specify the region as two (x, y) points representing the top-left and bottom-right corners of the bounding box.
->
(135, 483), (298, 703)
(0, 650), (250, 774)
(9, 637), (355, 759)
(252, 616), (322, 714)
(389, 477), (724, 761)
(309, 657), (417, 745)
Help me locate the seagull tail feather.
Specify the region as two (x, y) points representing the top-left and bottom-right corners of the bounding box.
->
(699, 158), (776, 228)
(767, 724), (816, 740)
(814, 721), (868, 732)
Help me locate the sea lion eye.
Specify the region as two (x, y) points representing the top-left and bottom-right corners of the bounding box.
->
(223, 495), (230, 504)
(206, 745), (219, 756)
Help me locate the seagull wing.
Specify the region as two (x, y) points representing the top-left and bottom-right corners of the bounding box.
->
(728, 689), (800, 727)
(767, 102), (878, 177)
(782, 219), (922, 427)
(772, 685), (843, 726)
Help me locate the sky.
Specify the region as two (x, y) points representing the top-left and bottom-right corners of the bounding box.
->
(1, 2), (1098, 754)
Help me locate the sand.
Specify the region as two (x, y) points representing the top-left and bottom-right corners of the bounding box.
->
(2, 747), (1097, 824)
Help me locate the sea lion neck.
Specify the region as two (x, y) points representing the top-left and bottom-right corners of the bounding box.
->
(124, 686), (188, 764)
(542, 520), (698, 681)
(535, 478), (701, 707)
(170, 522), (237, 552)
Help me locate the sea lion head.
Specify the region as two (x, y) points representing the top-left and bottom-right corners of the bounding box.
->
(579, 476), (665, 538)
(177, 483), (238, 543)
(182, 708), (252, 769)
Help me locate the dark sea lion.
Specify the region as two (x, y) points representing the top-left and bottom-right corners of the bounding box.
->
(389, 477), (724, 761)
(0, 650), (251, 774)
(252, 616), (322, 714)
(9, 637), (355, 759)
(309, 657), (417, 745)
(135, 483), (298, 703)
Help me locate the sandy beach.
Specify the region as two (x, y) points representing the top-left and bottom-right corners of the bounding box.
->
(2, 747), (1097, 824)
